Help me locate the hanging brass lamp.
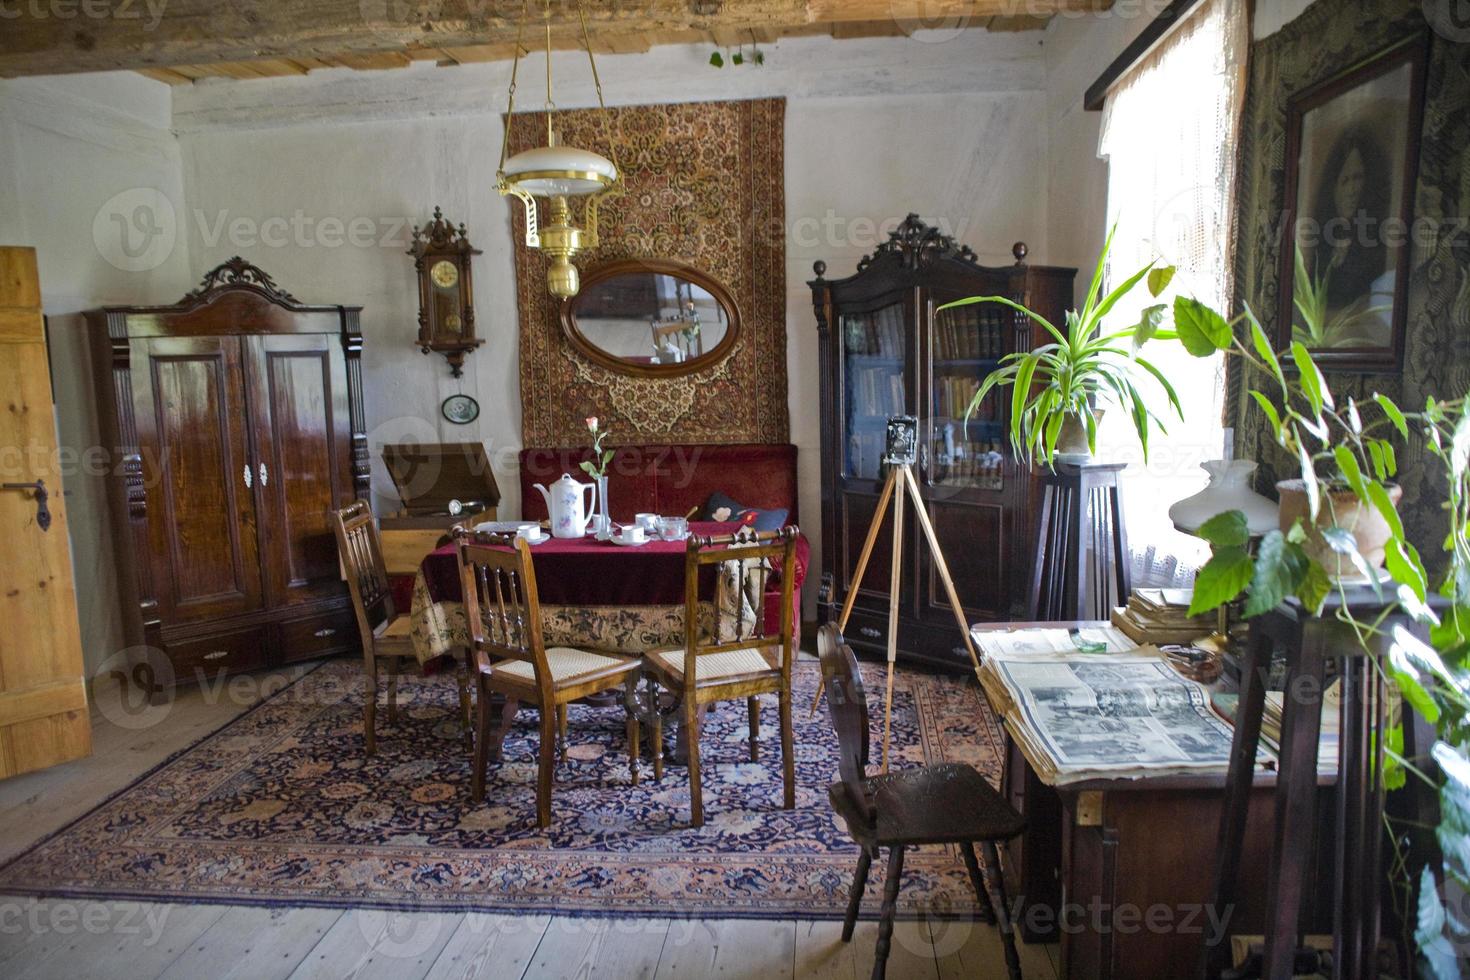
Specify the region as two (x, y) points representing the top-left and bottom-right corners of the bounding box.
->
(496, 0), (621, 299)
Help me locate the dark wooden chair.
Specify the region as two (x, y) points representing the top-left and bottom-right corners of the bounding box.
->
(333, 500), (471, 756)
(818, 624), (1026, 980)
(454, 527), (643, 827)
(642, 526), (799, 828)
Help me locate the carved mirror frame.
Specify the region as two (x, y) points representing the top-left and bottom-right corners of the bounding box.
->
(560, 257), (741, 378)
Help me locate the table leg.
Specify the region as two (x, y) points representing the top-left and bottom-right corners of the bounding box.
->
(667, 703), (711, 767)
(1263, 620), (1327, 980)
(1205, 619), (1272, 976)
(487, 695), (518, 763)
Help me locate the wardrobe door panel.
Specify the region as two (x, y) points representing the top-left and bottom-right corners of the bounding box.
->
(132, 336), (262, 622)
(245, 334), (352, 607)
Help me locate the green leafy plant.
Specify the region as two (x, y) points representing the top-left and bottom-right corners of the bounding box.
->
(1176, 295), (1470, 977)
(1291, 244), (1391, 348)
(937, 226), (1184, 468)
(708, 46), (763, 68)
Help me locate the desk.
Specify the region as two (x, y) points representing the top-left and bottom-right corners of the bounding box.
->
(974, 622), (1333, 979)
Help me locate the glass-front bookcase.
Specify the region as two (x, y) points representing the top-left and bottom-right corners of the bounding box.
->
(811, 216), (1076, 671)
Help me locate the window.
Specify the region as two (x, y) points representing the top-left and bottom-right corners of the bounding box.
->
(1095, 0), (1249, 586)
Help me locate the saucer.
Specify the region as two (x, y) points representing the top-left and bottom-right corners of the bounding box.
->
(610, 533), (649, 547)
(517, 532), (550, 546)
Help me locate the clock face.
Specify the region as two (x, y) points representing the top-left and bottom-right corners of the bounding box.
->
(430, 260), (459, 289)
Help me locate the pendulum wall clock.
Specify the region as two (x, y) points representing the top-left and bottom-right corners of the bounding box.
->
(409, 206), (485, 378)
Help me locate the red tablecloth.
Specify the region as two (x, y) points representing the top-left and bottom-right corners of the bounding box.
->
(419, 522), (742, 607)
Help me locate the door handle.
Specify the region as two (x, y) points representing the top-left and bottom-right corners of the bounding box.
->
(259, 463), (269, 487)
(243, 465), (253, 489)
(2, 479), (51, 532)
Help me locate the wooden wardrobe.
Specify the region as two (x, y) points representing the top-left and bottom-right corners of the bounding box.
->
(88, 258), (369, 692)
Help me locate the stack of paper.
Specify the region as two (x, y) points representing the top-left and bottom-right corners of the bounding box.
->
(970, 625), (1138, 661)
(1209, 681), (1340, 776)
(977, 648), (1264, 785)
(1111, 588), (1215, 645)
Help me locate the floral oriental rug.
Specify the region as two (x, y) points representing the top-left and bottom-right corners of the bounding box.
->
(0, 660), (1006, 919)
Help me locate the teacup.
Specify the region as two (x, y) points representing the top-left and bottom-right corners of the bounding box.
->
(616, 524), (647, 544)
(634, 512), (660, 531)
(515, 524), (545, 543)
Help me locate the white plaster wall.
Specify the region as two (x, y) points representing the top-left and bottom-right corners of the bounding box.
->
(0, 72), (190, 676)
(172, 31), (1052, 618)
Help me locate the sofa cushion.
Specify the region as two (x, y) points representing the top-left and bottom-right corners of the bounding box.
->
(703, 491), (789, 533)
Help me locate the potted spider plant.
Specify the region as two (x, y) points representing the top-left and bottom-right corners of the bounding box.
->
(937, 226), (1185, 468)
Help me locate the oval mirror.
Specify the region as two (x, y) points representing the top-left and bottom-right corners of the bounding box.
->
(561, 259), (739, 376)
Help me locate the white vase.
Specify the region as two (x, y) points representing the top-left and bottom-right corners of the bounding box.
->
(1168, 460), (1279, 536)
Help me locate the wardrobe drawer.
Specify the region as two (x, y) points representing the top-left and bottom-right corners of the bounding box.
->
(278, 609), (359, 663)
(167, 627), (270, 680)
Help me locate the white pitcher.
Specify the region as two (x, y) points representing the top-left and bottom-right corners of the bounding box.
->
(533, 473), (597, 538)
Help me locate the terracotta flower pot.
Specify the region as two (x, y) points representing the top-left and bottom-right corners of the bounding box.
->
(1276, 479), (1403, 580)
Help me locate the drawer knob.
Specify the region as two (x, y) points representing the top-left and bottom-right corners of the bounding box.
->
(859, 627), (881, 639)
(313, 628), (337, 638)
(202, 650), (229, 661)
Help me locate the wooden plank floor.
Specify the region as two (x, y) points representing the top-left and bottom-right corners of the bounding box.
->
(0, 661), (1060, 980)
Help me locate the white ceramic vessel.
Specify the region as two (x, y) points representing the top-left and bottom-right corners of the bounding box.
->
(532, 473), (598, 538)
(1168, 459), (1279, 536)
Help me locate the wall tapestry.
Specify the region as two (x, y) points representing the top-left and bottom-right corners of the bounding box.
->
(1230, 0), (1470, 564)
(511, 97), (789, 446)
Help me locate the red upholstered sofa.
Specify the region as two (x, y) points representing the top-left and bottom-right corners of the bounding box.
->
(518, 443), (808, 631)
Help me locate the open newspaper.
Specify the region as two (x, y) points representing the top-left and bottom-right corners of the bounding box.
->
(981, 653), (1250, 785)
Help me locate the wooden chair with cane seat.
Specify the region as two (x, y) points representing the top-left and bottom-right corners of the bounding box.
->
(332, 501), (471, 755)
(818, 624), (1026, 980)
(454, 527), (644, 827)
(642, 526), (799, 828)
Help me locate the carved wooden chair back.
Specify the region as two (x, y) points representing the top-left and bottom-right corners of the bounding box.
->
(817, 625), (876, 829)
(333, 501), (396, 653)
(453, 528), (553, 703)
(680, 526), (797, 692)
(650, 317), (700, 359)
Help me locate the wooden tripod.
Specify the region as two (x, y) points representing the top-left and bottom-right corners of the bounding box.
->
(810, 463), (984, 770)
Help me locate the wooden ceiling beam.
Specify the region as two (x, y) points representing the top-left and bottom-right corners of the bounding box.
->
(0, 0), (1106, 78)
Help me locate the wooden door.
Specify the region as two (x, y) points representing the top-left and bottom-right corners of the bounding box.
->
(131, 335), (263, 623)
(0, 247), (91, 779)
(243, 334), (352, 608)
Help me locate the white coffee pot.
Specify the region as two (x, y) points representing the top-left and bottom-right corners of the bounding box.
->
(533, 473), (598, 538)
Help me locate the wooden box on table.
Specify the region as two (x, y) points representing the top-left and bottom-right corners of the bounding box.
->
(379, 443), (499, 575)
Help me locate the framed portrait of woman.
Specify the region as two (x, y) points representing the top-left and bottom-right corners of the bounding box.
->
(1277, 33), (1428, 372)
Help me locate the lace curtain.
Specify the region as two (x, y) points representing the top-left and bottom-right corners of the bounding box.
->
(1095, 0), (1249, 588)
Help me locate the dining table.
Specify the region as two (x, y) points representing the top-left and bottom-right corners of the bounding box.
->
(403, 521), (745, 667)
(401, 520), (755, 765)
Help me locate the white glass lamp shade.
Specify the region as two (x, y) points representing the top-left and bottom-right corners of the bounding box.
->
(502, 145), (617, 197)
(1169, 460), (1280, 536)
